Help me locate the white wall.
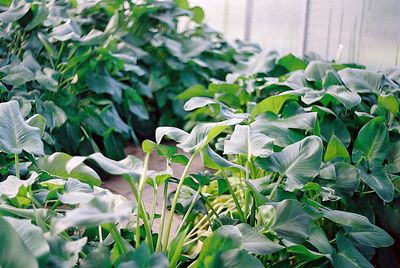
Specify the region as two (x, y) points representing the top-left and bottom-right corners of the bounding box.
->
(190, 0), (400, 69)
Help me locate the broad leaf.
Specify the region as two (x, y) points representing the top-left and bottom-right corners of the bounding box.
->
(0, 216), (39, 268)
(339, 68), (385, 94)
(224, 125), (273, 158)
(36, 153), (101, 186)
(359, 165), (394, 202)
(324, 135), (350, 163)
(352, 117), (389, 169)
(0, 100), (44, 155)
(237, 223), (283, 255)
(271, 199), (312, 243)
(251, 94), (298, 119)
(257, 136), (323, 190)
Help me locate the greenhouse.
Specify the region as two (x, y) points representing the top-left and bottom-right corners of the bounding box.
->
(0, 0), (399, 267)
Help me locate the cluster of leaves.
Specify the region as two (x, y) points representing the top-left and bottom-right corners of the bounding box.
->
(0, 0), (257, 159)
(172, 53), (400, 266)
(0, 51), (399, 267)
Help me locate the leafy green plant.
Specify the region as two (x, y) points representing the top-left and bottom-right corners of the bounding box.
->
(0, 0), (256, 159)
(175, 55), (400, 267)
(0, 51), (399, 267)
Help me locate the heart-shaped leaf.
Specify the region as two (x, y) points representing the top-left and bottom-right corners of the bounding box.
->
(257, 136), (323, 190)
(0, 100), (44, 155)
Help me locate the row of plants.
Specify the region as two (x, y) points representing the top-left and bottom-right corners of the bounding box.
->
(0, 0), (258, 159)
(0, 53), (399, 267)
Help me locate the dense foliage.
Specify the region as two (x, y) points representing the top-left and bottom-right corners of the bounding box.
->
(0, 52), (399, 267)
(0, 0), (256, 159)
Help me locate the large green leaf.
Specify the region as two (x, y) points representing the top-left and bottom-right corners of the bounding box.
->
(271, 199), (312, 243)
(302, 86), (361, 109)
(339, 68), (385, 94)
(0, 216), (39, 268)
(157, 119), (242, 153)
(0, 0), (30, 23)
(237, 223), (284, 255)
(194, 225), (263, 268)
(319, 162), (360, 198)
(223, 125), (273, 158)
(4, 217), (49, 266)
(387, 142), (400, 173)
(359, 165), (394, 202)
(321, 208), (394, 247)
(0, 100), (44, 155)
(257, 136), (323, 190)
(251, 94), (298, 119)
(52, 192), (131, 234)
(304, 61), (333, 81)
(324, 135), (350, 163)
(333, 232), (374, 268)
(36, 152), (101, 186)
(352, 117), (389, 169)
(0, 174), (35, 198)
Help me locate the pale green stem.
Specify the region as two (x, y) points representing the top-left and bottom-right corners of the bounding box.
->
(14, 154), (20, 178)
(110, 223), (127, 255)
(127, 178), (154, 252)
(221, 170), (245, 222)
(177, 187), (201, 233)
(98, 225), (103, 243)
(162, 153), (197, 252)
(156, 180), (169, 252)
(135, 153), (151, 249)
(268, 176), (283, 200)
(149, 186), (158, 227)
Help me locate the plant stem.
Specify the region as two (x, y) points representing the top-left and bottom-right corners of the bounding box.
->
(268, 175), (283, 200)
(110, 223), (127, 255)
(98, 225), (103, 243)
(162, 153), (196, 252)
(156, 180), (169, 252)
(14, 154), (20, 178)
(221, 170), (245, 222)
(127, 178), (154, 252)
(177, 187), (201, 233)
(135, 153), (151, 249)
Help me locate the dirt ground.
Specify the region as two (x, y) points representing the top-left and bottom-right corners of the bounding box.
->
(101, 144), (206, 234)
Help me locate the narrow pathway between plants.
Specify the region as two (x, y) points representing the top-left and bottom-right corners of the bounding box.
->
(102, 145), (206, 234)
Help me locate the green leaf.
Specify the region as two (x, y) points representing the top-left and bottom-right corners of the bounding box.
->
(352, 117), (389, 169)
(271, 199), (312, 243)
(223, 125), (273, 158)
(387, 142), (400, 173)
(324, 135), (350, 163)
(359, 165), (394, 202)
(190, 6), (204, 23)
(0, 216), (39, 268)
(339, 68), (385, 94)
(378, 95), (399, 113)
(26, 114), (46, 136)
(277, 54), (307, 72)
(333, 232), (374, 268)
(4, 217), (49, 266)
(257, 136), (323, 190)
(85, 69), (124, 103)
(0, 175), (35, 198)
(36, 152), (101, 186)
(251, 94), (298, 119)
(304, 61), (333, 81)
(52, 193), (131, 234)
(0, 100), (44, 155)
(194, 225), (263, 268)
(169, 227), (189, 267)
(177, 84), (212, 99)
(321, 208), (394, 247)
(319, 162), (360, 198)
(0, 0), (30, 23)
(237, 223), (283, 255)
